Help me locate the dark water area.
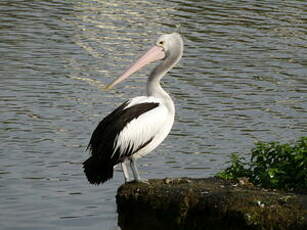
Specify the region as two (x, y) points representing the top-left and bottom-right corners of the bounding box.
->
(0, 0), (306, 229)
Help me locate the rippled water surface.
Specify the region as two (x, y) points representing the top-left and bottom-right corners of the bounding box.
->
(0, 0), (306, 229)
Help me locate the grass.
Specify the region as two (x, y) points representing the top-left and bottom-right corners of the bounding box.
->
(216, 137), (307, 192)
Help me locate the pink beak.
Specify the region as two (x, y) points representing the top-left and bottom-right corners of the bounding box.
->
(105, 45), (165, 89)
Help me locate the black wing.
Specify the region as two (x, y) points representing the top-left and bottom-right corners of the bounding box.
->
(83, 100), (159, 184)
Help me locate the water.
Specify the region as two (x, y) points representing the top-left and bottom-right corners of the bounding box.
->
(0, 0), (306, 229)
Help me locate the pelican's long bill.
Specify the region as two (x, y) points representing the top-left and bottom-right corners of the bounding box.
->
(105, 45), (165, 89)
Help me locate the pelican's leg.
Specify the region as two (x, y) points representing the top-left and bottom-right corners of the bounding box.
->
(121, 161), (130, 183)
(130, 158), (141, 182)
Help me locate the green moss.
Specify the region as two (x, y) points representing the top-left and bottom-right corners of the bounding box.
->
(216, 137), (307, 192)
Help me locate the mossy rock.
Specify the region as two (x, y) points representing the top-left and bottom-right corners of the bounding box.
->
(116, 177), (306, 230)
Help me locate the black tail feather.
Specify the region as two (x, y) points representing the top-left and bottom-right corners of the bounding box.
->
(83, 156), (114, 184)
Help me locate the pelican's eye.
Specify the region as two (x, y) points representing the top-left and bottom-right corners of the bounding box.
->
(159, 40), (164, 46)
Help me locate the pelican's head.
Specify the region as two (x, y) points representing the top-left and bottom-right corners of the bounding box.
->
(156, 33), (183, 63)
(106, 33), (183, 89)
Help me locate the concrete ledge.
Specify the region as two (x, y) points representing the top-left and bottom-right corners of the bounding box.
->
(116, 177), (306, 230)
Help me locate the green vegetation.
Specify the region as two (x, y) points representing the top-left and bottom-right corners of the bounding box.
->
(216, 137), (307, 192)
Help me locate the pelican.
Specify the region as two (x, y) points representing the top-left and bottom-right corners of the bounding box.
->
(83, 33), (183, 184)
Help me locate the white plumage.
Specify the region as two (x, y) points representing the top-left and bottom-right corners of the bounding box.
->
(113, 96), (175, 160)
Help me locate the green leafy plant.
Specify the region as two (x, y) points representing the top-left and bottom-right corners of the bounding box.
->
(217, 137), (307, 192)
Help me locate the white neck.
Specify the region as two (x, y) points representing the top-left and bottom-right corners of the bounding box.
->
(146, 61), (169, 97)
(146, 35), (183, 112)
(146, 46), (182, 95)
(146, 57), (180, 114)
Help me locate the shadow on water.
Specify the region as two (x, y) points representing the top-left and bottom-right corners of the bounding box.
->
(0, 0), (306, 229)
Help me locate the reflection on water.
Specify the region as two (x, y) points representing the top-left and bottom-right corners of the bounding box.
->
(0, 0), (306, 229)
